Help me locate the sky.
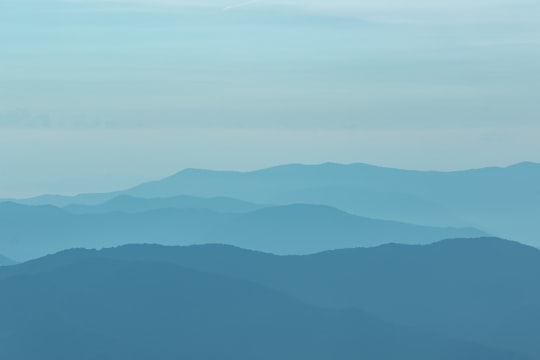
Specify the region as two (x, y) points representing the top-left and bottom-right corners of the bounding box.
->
(1, 0), (539, 197)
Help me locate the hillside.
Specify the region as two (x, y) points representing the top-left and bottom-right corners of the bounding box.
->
(63, 195), (266, 214)
(0, 253), (518, 360)
(0, 202), (485, 260)
(202, 204), (486, 254)
(0, 254), (15, 266)
(39, 237), (539, 359)
(0, 201), (235, 260)
(10, 162), (540, 245)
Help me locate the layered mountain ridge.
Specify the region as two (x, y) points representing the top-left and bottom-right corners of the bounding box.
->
(0, 237), (534, 360)
(0, 201), (486, 260)
(6, 162), (539, 245)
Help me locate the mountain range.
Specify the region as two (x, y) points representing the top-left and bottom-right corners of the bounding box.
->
(11, 237), (533, 359)
(63, 194), (266, 214)
(0, 239), (529, 360)
(7, 162), (540, 245)
(0, 201), (485, 260)
(1, 162), (537, 357)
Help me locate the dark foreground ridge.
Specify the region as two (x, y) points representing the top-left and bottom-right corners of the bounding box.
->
(2, 237), (539, 359)
(0, 249), (520, 360)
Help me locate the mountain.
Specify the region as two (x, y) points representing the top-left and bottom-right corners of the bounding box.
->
(0, 250), (524, 360)
(45, 237), (539, 359)
(10, 162), (540, 244)
(0, 254), (15, 266)
(202, 204), (486, 254)
(0, 201), (235, 261)
(120, 162), (540, 243)
(0, 201), (485, 260)
(270, 186), (469, 227)
(9, 192), (118, 207)
(63, 194), (266, 214)
(126, 161), (540, 202)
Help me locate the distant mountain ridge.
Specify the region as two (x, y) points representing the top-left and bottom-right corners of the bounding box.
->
(0, 254), (15, 266)
(121, 162), (539, 242)
(63, 194), (267, 214)
(0, 201), (486, 260)
(0, 201), (235, 261)
(0, 243), (527, 360)
(7, 161), (539, 245)
(203, 204), (486, 254)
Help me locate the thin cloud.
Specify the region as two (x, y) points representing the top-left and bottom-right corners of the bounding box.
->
(59, 0), (540, 26)
(223, 0), (260, 11)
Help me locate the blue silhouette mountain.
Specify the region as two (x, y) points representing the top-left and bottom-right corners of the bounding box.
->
(0, 201), (485, 260)
(0, 249), (525, 360)
(63, 194), (266, 214)
(121, 162), (539, 242)
(10, 162), (539, 244)
(31, 237), (537, 359)
(0, 254), (15, 266)
(0, 201), (234, 260)
(203, 204), (486, 254)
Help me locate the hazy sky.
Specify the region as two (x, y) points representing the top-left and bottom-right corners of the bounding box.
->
(1, 0), (539, 197)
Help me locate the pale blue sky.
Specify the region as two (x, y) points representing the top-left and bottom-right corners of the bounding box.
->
(1, 0), (539, 197)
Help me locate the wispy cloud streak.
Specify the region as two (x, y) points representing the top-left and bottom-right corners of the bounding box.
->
(223, 0), (259, 11)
